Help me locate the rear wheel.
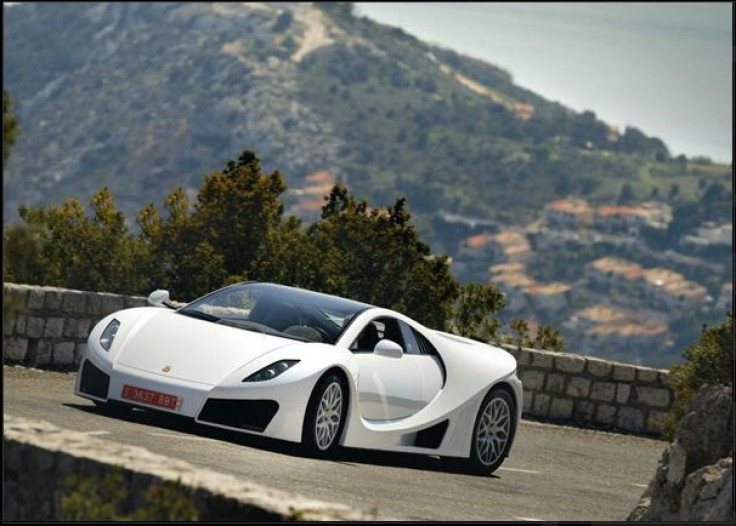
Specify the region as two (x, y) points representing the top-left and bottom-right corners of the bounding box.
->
(302, 372), (347, 456)
(466, 388), (515, 475)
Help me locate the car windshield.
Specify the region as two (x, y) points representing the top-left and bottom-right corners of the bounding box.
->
(177, 282), (372, 344)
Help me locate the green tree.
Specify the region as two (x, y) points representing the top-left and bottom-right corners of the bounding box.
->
(619, 126), (669, 159)
(506, 318), (532, 348)
(249, 216), (330, 290)
(3, 221), (47, 286)
(138, 188), (226, 300)
(450, 282), (505, 342)
(534, 324), (564, 352)
(307, 185), (459, 328)
(193, 150), (286, 280)
(663, 314), (733, 438)
(17, 188), (149, 294)
(617, 183), (635, 204)
(3, 88), (18, 164)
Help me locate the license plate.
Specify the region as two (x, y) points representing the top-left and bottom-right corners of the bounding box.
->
(121, 384), (180, 410)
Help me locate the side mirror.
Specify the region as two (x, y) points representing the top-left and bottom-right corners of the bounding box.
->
(147, 289), (173, 308)
(373, 339), (403, 358)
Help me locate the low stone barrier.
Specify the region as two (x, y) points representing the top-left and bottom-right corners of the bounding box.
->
(3, 282), (149, 368)
(501, 343), (671, 436)
(3, 415), (381, 521)
(2, 282), (673, 436)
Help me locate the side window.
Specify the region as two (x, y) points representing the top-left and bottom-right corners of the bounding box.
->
(398, 321), (421, 355)
(350, 321), (381, 352)
(411, 328), (439, 356)
(350, 317), (407, 353)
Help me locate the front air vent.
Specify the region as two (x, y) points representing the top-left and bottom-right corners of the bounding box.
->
(414, 419), (449, 449)
(79, 359), (110, 399)
(198, 399), (279, 432)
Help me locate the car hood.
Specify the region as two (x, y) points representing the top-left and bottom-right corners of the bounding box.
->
(116, 310), (297, 385)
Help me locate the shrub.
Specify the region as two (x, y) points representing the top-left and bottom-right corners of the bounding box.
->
(534, 324), (564, 352)
(60, 468), (199, 520)
(662, 313), (733, 438)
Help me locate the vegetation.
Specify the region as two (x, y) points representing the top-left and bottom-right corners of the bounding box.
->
(449, 282), (505, 342)
(4, 148), (571, 352)
(60, 469), (199, 520)
(3, 150), (467, 333)
(4, 2), (730, 251)
(502, 319), (565, 352)
(662, 313), (733, 438)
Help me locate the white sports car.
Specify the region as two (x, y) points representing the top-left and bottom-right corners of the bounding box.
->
(75, 282), (522, 474)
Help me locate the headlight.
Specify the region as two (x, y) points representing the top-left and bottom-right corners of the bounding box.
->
(99, 319), (120, 351)
(242, 360), (299, 382)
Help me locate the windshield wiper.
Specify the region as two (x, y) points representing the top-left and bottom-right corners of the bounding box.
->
(178, 309), (220, 322)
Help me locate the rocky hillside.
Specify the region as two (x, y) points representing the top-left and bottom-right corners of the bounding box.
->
(3, 2), (720, 239)
(628, 385), (732, 521)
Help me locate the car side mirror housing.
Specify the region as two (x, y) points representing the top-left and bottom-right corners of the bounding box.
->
(373, 339), (403, 358)
(147, 289), (173, 308)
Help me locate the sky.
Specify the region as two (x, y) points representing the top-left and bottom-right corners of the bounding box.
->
(355, 2), (733, 164)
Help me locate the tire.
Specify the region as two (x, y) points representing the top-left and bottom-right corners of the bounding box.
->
(302, 372), (348, 457)
(466, 388), (516, 475)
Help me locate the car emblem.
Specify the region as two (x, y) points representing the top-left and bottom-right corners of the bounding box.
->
(161, 365), (171, 373)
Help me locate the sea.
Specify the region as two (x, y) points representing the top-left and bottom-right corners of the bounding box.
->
(355, 2), (732, 164)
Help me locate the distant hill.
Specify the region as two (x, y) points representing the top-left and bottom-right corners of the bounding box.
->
(3, 2), (730, 245)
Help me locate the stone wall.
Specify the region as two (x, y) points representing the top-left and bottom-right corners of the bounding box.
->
(3, 415), (379, 521)
(3, 282), (673, 436)
(3, 283), (149, 368)
(501, 343), (671, 435)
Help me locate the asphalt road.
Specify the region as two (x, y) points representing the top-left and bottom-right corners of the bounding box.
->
(4, 366), (667, 521)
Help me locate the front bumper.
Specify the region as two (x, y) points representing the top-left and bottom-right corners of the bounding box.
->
(75, 354), (315, 444)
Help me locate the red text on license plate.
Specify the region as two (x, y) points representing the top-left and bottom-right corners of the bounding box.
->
(121, 384), (179, 410)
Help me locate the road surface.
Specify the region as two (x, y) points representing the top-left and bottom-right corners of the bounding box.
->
(4, 366), (666, 521)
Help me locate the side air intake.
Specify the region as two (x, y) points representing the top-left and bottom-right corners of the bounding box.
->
(414, 419), (449, 449)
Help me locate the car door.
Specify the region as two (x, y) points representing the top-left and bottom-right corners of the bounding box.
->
(399, 322), (445, 406)
(350, 316), (424, 420)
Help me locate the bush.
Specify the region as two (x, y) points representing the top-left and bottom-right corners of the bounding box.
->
(662, 313), (733, 438)
(61, 468), (199, 520)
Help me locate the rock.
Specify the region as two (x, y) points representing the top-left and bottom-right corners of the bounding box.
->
(675, 385), (732, 474)
(681, 458), (733, 522)
(666, 442), (686, 484)
(627, 385), (733, 521)
(586, 358), (612, 378)
(633, 386), (670, 408)
(590, 381), (616, 402)
(519, 369), (545, 390)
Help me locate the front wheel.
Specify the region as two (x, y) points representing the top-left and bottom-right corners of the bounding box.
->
(466, 388), (516, 475)
(302, 372), (347, 457)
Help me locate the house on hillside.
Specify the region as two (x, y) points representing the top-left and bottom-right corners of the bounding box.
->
(593, 202), (672, 236)
(523, 282), (571, 317)
(544, 197), (593, 229)
(457, 230), (531, 265)
(640, 267), (708, 312)
(285, 170), (337, 223)
(585, 257), (707, 314)
(585, 321), (669, 354)
(563, 304), (669, 356)
(490, 269), (534, 314)
(585, 257), (643, 294)
(682, 222), (732, 249)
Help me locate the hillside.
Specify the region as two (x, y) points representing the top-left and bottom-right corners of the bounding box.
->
(5, 2), (726, 238)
